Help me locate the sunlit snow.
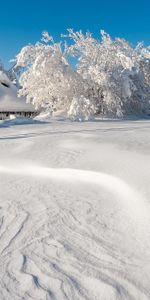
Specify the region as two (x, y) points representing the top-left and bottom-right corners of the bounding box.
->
(0, 119), (150, 299)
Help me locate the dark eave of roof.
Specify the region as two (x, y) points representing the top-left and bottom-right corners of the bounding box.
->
(0, 82), (10, 88)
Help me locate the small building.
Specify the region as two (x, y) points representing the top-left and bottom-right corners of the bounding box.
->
(0, 70), (36, 120)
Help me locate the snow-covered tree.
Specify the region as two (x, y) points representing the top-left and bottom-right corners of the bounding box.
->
(14, 29), (150, 120)
(14, 32), (84, 114)
(65, 29), (150, 116)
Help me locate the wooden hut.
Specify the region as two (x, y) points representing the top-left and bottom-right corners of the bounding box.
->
(0, 71), (36, 120)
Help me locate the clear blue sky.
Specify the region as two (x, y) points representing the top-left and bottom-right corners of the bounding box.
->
(1, 0), (150, 69)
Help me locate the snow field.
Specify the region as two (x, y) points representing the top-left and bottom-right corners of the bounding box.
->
(0, 120), (150, 299)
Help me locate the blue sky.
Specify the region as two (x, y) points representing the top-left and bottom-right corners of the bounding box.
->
(0, 0), (150, 69)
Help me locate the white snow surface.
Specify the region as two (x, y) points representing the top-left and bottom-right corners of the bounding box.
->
(0, 119), (150, 299)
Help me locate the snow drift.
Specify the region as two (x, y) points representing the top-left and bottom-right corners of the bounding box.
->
(0, 120), (150, 299)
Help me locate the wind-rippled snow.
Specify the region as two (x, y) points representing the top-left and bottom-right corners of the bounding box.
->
(0, 119), (150, 299)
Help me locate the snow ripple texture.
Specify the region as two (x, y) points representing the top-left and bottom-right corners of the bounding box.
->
(0, 119), (150, 300)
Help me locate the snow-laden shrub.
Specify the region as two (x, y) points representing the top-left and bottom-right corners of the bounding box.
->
(68, 96), (95, 121)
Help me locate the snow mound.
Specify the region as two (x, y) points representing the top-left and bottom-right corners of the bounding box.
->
(0, 116), (43, 127)
(34, 111), (52, 121)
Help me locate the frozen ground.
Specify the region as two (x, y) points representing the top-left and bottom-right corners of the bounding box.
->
(0, 119), (150, 299)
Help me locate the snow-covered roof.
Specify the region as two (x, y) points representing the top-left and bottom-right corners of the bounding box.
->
(0, 71), (35, 112)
